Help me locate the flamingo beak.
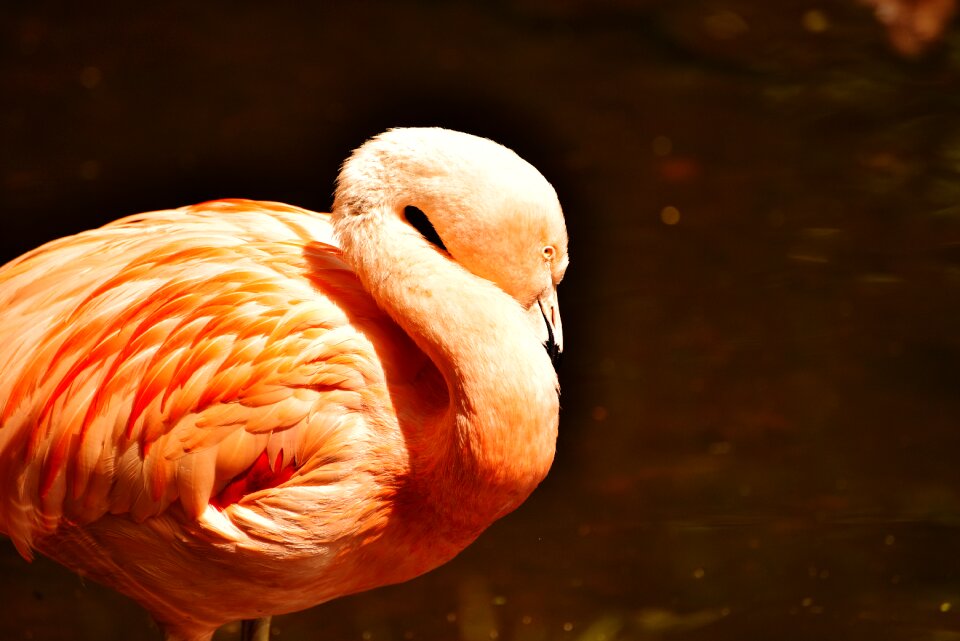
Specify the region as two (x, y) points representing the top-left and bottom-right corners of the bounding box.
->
(537, 286), (563, 371)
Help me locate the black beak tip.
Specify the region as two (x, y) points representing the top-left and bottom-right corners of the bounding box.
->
(538, 299), (561, 373)
(544, 339), (562, 372)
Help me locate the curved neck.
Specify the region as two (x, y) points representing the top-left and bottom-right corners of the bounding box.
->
(336, 208), (559, 537)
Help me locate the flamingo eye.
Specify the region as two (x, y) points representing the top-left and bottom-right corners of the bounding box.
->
(542, 245), (555, 261)
(404, 206), (447, 252)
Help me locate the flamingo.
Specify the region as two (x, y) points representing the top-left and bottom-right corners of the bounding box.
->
(0, 128), (568, 641)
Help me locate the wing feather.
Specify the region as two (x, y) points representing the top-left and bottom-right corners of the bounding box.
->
(0, 200), (421, 551)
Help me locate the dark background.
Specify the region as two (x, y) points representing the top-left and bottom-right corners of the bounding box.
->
(3, 1), (960, 639)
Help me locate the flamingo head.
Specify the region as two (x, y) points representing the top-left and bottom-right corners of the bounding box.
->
(334, 127), (568, 366)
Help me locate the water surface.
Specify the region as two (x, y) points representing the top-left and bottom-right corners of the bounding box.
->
(2, 1), (960, 639)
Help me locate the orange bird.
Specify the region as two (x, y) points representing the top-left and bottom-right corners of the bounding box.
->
(0, 128), (568, 641)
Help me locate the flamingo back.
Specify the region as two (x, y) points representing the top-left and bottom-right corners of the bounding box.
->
(0, 200), (423, 558)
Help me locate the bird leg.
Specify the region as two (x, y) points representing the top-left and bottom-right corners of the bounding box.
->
(240, 616), (272, 641)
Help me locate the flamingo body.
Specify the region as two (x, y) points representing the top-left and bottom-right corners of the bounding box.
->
(0, 129), (567, 640)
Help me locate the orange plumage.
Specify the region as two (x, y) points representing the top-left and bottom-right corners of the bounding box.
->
(0, 129), (567, 641)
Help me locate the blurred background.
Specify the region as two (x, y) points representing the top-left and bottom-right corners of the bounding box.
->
(2, 1), (960, 639)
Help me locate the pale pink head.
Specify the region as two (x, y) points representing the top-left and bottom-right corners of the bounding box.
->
(333, 127), (568, 360)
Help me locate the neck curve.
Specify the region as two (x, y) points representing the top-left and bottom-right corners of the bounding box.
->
(334, 205), (559, 539)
